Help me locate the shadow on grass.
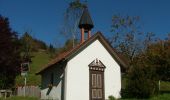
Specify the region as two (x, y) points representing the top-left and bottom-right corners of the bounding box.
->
(160, 90), (170, 94)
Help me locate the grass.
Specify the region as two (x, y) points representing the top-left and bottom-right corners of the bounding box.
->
(150, 93), (170, 100)
(0, 96), (38, 100)
(0, 94), (169, 100)
(160, 81), (170, 92)
(15, 51), (51, 86)
(119, 93), (170, 100)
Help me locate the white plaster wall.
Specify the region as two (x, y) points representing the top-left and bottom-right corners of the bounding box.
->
(65, 39), (121, 100)
(41, 66), (64, 100)
(41, 85), (61, 100)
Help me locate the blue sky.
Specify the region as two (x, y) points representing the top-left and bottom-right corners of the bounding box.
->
(0, 0), (170, 46)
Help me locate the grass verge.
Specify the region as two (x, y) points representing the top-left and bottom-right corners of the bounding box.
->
(0, 96), (38, 100)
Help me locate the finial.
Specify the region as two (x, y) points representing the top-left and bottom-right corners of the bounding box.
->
(96, 58), (98, 64)
(82, 0), (87, 9)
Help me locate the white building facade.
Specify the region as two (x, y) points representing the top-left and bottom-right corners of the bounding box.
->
(36, 7), (127, 100)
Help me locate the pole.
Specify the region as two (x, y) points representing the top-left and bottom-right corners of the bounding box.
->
(159, 80), (160, 91)
(24, 76), (27, 97)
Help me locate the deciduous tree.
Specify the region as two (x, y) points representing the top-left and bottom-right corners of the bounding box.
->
(61, 0), (85, 47)
(0, 15), (21, 89)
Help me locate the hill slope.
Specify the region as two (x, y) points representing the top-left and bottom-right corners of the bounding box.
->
(15, 51), (51, 86)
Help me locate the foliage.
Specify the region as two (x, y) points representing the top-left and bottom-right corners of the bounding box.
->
(56, 39), (79, 56)
(108, 95), (116, 100)
(123, 63), (159, 99)
(110, 15), (156, 70)
(61, 0), (85, 47)
(110, 14), (170, 98)
(0, 15), (21, 89)
(144, 38), (170, 81)
(20, 32), (48, 65)
(15, 51), (51, 86)
(110, 15), (142, 63)
(20, 32), (47, 53)
(48, 44), (56, 58)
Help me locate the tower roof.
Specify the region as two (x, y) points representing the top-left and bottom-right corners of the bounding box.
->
(78, 7), (94, 30)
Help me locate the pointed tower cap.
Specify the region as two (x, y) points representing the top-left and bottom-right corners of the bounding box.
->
(78, 6), (94, 31)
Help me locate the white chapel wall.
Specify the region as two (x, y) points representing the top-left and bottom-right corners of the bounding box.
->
(41, 64), (64, 100)
(65, 39), (121, 100)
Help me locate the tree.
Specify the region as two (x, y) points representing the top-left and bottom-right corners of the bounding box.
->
(123, 64), (158, 98)
(61, 0), (85, 47)
(56, 39), (79, 56)
(48, 44), (56, 58)
(110, 15), (157, 71)
(144, 37), (170, 81)
(110, 15), (161, 98)
(0, 15), (21, 89)
(20, 32), (47, 52)
(110, 15), (144, 64)
(20, 32), (33, 61)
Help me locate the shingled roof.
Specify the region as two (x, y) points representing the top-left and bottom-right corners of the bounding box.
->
(36, 32), (128, 74)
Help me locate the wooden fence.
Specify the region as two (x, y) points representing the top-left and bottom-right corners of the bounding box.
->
(17, 86), (40, 97)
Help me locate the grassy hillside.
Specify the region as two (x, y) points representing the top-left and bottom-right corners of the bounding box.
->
(15, 51), (51, 86)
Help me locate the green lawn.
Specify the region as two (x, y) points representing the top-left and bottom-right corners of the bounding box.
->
(150, 93), (170, 100)
(0, 96), (38, 100)
(15, 51), (51, 86)
(120, 93), (170, 100)
(160, 81), (170, 92)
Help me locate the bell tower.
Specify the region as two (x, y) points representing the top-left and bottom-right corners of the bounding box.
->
(78, 6), (94, 43)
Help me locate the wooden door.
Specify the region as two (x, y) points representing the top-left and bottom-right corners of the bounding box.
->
(89, 59), (105, 100)
(90, 73), (104, 100)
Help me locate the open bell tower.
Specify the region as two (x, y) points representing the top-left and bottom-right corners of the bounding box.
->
(78, 6), (94, 43)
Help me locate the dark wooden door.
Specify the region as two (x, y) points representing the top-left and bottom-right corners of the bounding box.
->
(89, 59), (105, 100)
(90, 73), (104, 100)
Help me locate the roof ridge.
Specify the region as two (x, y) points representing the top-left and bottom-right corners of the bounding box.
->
(36, 32), (128, 74)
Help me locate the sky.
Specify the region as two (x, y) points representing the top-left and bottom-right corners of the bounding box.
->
(0, 0), (170, 46)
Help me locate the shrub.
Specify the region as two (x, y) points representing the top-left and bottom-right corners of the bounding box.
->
(108, 95), (116, 100)
(123, 65), (159, 99)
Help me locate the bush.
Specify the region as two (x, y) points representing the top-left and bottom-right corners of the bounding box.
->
(123, 65), (159, 99)
(108, 95), (116, 100)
